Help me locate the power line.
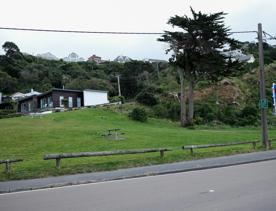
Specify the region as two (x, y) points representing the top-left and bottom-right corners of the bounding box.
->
(263, 31), (276, 40)
(0, 27), (163, 35)
(228, 30), (257, 35)
(0, 26), (258, 36)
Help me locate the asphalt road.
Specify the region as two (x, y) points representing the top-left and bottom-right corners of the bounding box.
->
(1, 160), (276, 211)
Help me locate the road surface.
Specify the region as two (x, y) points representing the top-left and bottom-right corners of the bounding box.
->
(1, 160), (276, 211)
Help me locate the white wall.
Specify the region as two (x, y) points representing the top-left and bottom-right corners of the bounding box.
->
(83, 90), (109, 106)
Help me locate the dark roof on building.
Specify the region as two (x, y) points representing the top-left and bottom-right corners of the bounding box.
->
(18, 88), (108, 102)
(17, 95), (36, 102)
(35, 88), (83, 98)
(83, 89), (108, 93)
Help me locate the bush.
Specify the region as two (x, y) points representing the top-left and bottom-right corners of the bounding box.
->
(129, 107), (148, 122)
(109, 95), (125, 103)
(153, 104), (168, 118)
(62, 99), (69, 108)
(219, 105), (239, 125)
(239, 105), (258, 117)
(167, 102), (180, 121)
(195, 103), (216, 123)
(136, 91), (158, 106)
(0, 109), (21, 119)
(237, 105), (258, 126)
(194, 103), (258, 126)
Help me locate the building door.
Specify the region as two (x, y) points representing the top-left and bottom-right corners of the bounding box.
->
(59, 96), (64, 107)
(77, 97), (81, 107)
(68, 97), (73, 108)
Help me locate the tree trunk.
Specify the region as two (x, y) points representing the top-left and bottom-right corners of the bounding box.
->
(187, 79), (194, 125)
(178, 68), (187, 127)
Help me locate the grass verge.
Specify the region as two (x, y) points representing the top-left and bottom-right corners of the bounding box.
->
(0, 107), (275, 181)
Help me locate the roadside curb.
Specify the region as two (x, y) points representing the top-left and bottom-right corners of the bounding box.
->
(1, 150), (276, 194)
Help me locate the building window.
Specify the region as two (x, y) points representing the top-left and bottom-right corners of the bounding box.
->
(40, 98), (49, 109)
(40, 99), (43, 109)
(21, 102), (28, 112)
(68, 97), (73, 108)
(48, 96), (53, 107)
(28, 102), (32, 111)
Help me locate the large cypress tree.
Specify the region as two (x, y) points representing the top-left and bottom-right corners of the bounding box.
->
(158, 7), (242, 126)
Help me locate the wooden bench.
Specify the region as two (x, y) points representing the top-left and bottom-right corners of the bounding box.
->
(0, 159), (23, 173)
(104, 128), (126, 140)
(107, 128), (121, 135)
(44, 148), (171, 169)
(183, 141), (260, 155)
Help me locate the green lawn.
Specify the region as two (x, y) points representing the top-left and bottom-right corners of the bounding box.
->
(0, 107), (275, 181)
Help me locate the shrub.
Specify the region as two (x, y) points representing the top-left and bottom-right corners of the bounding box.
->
(237, 105), (258, 126)
(195, 103), (216, 123)
(219, 105), (239, 125)
(0, 109), (21, 119)
(167, 102), (180, 121)
(109, 95), (125, 103)
(153, 104), (168, 118)
(136, 91), (158, 106)
(239, 105), (258, 117)
(62, 99), (69, 108)
(129, 107), (148, 122)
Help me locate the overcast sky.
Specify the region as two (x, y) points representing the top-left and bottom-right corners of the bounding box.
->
(0, 0), (275, 61)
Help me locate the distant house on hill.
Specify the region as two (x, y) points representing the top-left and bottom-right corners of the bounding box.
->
(63, 52), (85, 62)
(221, 49), (255, 63)
(18, 88), (109, 113)
(36, 52), (59, 61)
(113, 55), (132, 63)
(11, 89), (41, 101)
(88, 54), (102, 64)
(143, 58), (168, 64)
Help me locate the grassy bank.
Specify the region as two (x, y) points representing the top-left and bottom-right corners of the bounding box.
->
(0, 108), (275, 181)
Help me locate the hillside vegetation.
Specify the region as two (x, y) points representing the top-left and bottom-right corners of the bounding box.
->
(1, 41), (276, 126)
(0, 108), (275, 181)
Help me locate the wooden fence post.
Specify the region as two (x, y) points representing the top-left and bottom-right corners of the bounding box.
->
(56, 158), (61, 169)
(5, 161), (11, 173)
(252, 142), (256, 150)
(190, 148), (194, 155)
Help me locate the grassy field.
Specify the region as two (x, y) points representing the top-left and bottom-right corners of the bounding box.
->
(0, 107), (275, 181)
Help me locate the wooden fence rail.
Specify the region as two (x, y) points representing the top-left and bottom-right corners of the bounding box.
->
(0, 159), (23, 173)
(44, 148), (171, 169)
(182, 141), (260, 155)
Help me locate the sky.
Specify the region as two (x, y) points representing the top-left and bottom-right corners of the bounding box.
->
(0, 0), (275, 61)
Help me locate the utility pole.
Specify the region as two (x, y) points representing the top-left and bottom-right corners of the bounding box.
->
(116, 75), (121, 96)
(258, 23), (270, 149)
(156, 62), (160, 79)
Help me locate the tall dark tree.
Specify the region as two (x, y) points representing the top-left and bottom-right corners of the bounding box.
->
(159, 7), (242, 126)
(0, 70), (17, 93)
(2, 41), (21, 58)
(0, 42), (25, 78)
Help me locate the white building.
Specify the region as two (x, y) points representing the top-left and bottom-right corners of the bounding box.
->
(83, 89), (109, 106)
